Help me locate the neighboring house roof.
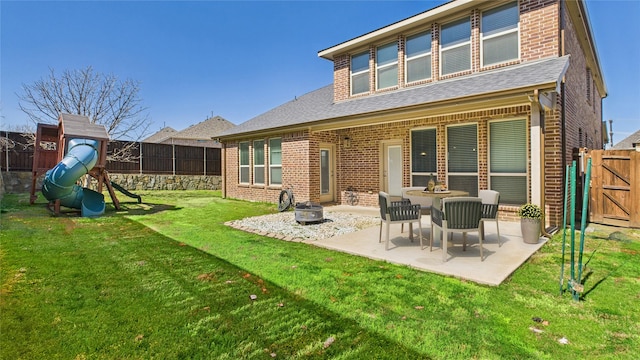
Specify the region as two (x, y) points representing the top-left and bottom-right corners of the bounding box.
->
(612, 129), (640, 150)
(143, 127), (178, 143)
(145, 116), (235, 143)
(218, 55), (570, 139)
(174, 116), (235, 140)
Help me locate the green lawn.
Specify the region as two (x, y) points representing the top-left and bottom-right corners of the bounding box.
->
(1, 190), (638, 359)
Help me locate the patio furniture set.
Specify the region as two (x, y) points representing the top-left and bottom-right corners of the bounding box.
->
(379, 189), (501, 262)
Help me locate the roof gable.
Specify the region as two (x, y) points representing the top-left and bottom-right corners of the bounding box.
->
(143, 127), (178, 143)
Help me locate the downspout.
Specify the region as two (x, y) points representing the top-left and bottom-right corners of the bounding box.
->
(557, 0), (567, 236)
(221, 141), (226, 199)
(530, 89), (552, 238)
(539, 0), (566, 237)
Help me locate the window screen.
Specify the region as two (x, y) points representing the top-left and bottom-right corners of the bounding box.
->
(253, 140), (265, 184)
(489, 119), (527, 204)
(239, 141), (250, 183)
(351, 51), (369, 95)
(377, 42), (398, 89)
(441, 17), (471, 75)
(269, 138), (282, 186)
(447, 124), (478, 196)
(482, 2), (519, 66)
(411, 128), (437, 186)
(406, 31), (432, 82)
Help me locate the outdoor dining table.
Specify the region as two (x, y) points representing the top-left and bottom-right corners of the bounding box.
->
(405, 189), (470, 209)
(405, 189), (471, 247)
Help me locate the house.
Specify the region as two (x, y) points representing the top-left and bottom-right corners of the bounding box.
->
(217, 0), (606, 228)
(612, 129), (640, 151)
(145, 116), (234, 148)
(143, 126), (178, 143)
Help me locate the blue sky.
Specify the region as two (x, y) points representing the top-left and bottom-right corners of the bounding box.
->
(1, 0), (639, 144)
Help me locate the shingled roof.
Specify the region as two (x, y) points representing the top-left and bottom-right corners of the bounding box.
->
(145, 116), (235, 144)
(175, 116), (235, 139)
(218, 55), (570, 138)
(143, 127), (178, 143)
(612, 129), (640, 150)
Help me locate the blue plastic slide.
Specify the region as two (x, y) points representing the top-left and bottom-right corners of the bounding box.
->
(41, 138), (106, 217)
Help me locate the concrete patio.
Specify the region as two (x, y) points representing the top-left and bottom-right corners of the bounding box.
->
(304, 205), (548, 286)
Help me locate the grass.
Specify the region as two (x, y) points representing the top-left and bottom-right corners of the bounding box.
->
(1, 190), (639, 359)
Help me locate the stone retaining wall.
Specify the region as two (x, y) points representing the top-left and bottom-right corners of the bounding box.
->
(108, 174), (221, 191)
(0, 171), (222, 194)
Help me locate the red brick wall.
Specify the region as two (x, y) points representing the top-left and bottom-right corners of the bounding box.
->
(223, 0), (602, 228)
(520, 0), (560, 61)
(561, 3), (603, 156)
(333, 0), (562, 102)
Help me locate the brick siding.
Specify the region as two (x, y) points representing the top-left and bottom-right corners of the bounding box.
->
(223, 0), (604, 228)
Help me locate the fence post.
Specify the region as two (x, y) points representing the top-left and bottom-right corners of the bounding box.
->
(203, 147), (206, 175)
(172, 144), (176, 176)
(139, 141), (143, 175)
(4, 130), (9, 171)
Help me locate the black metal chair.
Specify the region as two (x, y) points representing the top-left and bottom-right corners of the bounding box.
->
(430, 197), (484, 262)
(378, 191), (423, 250)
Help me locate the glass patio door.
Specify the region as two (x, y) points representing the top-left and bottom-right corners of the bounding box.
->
(383, 141), (403, 196)
(320, 145), (335, 203)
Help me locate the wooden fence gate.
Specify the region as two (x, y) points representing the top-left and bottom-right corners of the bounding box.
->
(588, 150), (640, 228)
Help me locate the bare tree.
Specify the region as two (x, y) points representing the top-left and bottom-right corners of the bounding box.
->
(17, 66), (152, 161)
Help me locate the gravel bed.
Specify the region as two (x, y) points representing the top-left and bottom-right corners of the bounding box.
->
(225, 210), (380, 241)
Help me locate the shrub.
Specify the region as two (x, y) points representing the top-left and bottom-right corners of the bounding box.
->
(518, 203), (542, 219)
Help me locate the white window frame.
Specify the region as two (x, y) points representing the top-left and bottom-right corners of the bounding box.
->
(405, 31), (432, 84)
(268, 137), (282, 186)
(440, 17), (471, 76)
(480, 1), (520, 67)
(239, 141), (250, 184)
(487, 118), (528, 205)
(253, 139), (265, 185)
(376, 41), (398, 90)
(351, 51), (370, 96)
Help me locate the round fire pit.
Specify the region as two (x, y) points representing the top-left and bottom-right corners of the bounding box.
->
(295, 202), (324, 225)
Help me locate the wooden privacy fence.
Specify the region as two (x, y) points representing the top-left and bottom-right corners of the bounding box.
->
(106, 141), (222, 176)
(1, 132), (221, 176)
(587, 149), (640, 228)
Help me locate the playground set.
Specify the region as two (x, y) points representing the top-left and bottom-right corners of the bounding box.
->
(29, 113), (140, 217)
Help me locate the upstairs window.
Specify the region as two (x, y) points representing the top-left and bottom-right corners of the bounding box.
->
(351, 51), (370, 95)
(406, 31), (432, 83)
(440, 17), (471, 76)
(482, 1), (519, 66)
(253, 140), (265, 185)
(269, 138), (282, 186)
(376, 42), (398, 90)
(239, 141), (250, 184)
